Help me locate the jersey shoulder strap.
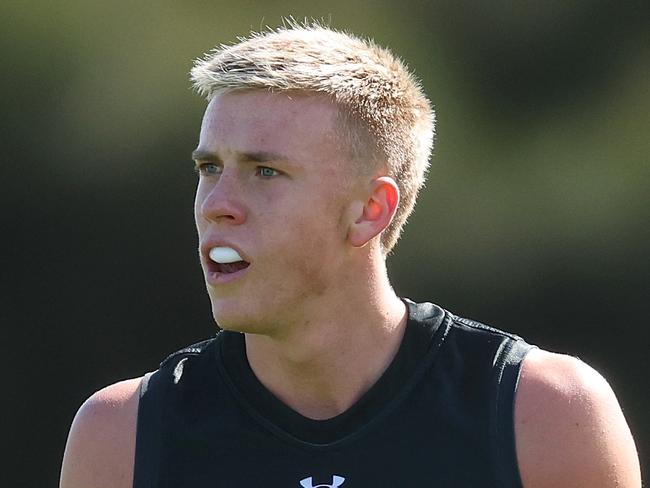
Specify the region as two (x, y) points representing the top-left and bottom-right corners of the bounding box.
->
(132, 337), (218, 488)
(448, 314), (535, 488)
(491, 334), (536, 487)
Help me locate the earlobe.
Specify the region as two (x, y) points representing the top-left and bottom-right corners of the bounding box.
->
(347, 177), (399, 249)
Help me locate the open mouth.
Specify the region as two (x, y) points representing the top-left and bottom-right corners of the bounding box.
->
(206, 246), (250, 275)
(213, 261), (250, 274)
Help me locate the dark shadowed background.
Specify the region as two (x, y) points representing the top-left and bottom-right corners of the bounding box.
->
(1, 1), (648, 486)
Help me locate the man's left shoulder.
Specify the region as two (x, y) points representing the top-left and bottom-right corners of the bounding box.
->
(514, 349), (641, 488)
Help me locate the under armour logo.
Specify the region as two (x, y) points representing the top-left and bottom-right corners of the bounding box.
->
(299, 475), (346, 488)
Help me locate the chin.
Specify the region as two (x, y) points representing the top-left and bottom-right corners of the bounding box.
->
(210, 298), (260, 333)
(207, 282), (300, 335)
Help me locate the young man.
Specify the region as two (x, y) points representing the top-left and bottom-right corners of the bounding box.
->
(60, 25), (641, 488)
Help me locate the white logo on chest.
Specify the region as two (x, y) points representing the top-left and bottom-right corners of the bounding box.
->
(299, 475), (346, 488)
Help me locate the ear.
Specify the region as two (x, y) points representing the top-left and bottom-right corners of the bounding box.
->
(347, 176), (399, 249)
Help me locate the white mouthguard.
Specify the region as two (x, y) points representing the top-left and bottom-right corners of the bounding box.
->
(209, 247), (243, 264)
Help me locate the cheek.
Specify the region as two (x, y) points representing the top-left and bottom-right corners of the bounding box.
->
(194, 183), (214, 234)
(282, 218), (343, 297)
(290, 244), (331, 298)
(194, 187), (205, 228)
(255, 185), (349, 288)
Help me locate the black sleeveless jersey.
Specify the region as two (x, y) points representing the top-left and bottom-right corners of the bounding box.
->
(133, 299), (535, 488)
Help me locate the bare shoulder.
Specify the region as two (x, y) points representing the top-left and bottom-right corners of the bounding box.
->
(515, 349), (641, 488)
(60, 377), (142, 488)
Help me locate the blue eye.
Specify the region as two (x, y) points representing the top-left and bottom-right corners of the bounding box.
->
(195, 163), (221, 176)
(258, 167), (279, 178)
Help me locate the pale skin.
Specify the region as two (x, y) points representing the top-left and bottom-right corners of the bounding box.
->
(60, 91), (642, 488)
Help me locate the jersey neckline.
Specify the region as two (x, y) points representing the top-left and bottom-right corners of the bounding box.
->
(214, 298), (449, 447)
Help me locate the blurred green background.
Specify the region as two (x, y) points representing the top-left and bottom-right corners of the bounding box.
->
(2, 1), (648, 485)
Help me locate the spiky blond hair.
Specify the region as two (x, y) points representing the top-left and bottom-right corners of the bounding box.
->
(191, 23), (435, 254)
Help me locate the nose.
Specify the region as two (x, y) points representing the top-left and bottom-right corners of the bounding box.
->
(196, 173), (247, 225)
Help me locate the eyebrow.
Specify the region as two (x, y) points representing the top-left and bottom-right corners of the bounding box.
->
(191, 149), (292, 165)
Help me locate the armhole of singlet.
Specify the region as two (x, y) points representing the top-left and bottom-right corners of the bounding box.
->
(132, 370), (165, 488)
(490, 338), (536, 488)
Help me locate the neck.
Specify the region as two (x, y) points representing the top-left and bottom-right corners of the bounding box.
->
(245, 255), (407, 420)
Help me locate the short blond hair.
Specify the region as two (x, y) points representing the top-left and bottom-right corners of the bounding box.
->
(191, 23), (435, 254)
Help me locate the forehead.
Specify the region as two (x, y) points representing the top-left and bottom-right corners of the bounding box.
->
(198, 90), (342, 166)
